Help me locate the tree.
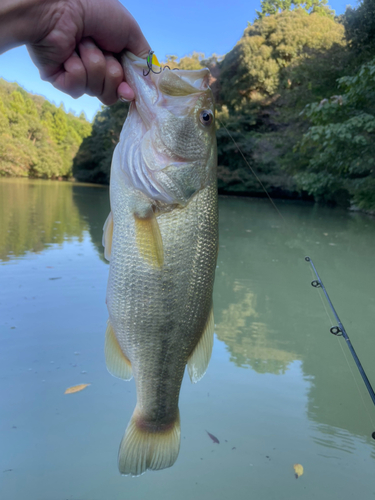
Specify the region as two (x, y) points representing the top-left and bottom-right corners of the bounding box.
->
(214, 8), (345, 196)
(219, 9), (344, 107)
(0, 97), (9, 134)
(0, 79), (92, 179)
(293, 58), (375, 209)
(344, 0), (375, 63)
(73, 101), (129, 183)
(164, 52), (206, 70)
(72, 0), (374, 208)
(257, 0), (334, 18)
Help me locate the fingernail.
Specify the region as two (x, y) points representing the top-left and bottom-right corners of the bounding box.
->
(81, 37), (97, 49)
(119, 96), (131, 103)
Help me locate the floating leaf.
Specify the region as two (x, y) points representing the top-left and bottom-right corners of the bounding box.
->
(206, 431), (220, 444)
(293, 463), (304, 478)
(64, 383), (90, 394)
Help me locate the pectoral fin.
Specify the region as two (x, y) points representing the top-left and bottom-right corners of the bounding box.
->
(134, 211), (164, 268)
(102, 212), (113, 261)
(187, 306), (214, 383)
(105, 320), (132, 380)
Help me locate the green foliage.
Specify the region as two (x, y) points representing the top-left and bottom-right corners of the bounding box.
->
(282, 0), (375, 209)
(219, 9), (345, 107)
(257, 0), (293, 17)
(215, 8), (345, 196)
(72, 0), (375, 210)
(294, 58), (375, 209)
(0, 98), (9, 133)
(0, 79), (91, 179)
(344, 0), (375, 60)
(165, 52), (206, 70)
(73, 101), (129, 184)
(257, 0), (334, 18)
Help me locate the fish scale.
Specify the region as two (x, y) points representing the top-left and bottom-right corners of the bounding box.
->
(108, 182), (218, 415)
(103, 51), (218, 476)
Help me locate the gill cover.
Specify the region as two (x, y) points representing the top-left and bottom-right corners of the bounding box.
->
(115, 52), (216, 207)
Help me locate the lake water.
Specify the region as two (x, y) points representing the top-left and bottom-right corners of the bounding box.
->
(1, 178), (375, 500)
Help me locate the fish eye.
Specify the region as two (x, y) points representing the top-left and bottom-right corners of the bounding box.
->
(199, 110), (213, 126)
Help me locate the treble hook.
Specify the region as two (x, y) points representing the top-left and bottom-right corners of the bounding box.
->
(142, 50), (181, 77)
(143, 50), (163, 77)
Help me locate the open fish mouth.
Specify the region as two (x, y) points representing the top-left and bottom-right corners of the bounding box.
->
(117, 52), (216, 206)
(124, 51), (210, 94)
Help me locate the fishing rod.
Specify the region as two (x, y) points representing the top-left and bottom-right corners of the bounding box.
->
(218, 119), (375, 438)
(305, 256), (375, 438)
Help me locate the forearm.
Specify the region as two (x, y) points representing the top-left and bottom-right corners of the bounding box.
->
(0, 0), (55, 54)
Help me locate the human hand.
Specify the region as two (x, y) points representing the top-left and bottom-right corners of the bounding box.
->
(2, 0), (150, 104)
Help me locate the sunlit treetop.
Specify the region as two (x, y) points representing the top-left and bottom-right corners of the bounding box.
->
(256, 0), (335, 19)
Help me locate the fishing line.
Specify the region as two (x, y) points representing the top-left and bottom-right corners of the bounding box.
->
(307, 262), (375, 432)
(218, 118), (315, 260)
(337, 335), (375, 433)
(309, 265), (375, 428)
(306, 257), (375, 428)
(218, 118), (375, 438)
(217, 120), (288, 226)
(309, 266), (335, 324)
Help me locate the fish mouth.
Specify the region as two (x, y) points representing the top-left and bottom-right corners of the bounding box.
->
(118, 53), (214, 206)
(124, 52), (210, 94)
(121, 51), (211, 138)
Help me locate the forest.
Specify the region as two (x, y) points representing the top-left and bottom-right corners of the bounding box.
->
(1, 0), (375, 210)
(0, 80), (91, 179)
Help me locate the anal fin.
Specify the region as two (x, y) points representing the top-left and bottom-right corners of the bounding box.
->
(105, 320), (132, 380)
(187, 305), (214, 383)
(134, 211), (164, 268)
(102, 212), (113, 261)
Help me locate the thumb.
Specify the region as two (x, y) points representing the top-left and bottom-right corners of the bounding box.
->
(81, 0), (151, 57)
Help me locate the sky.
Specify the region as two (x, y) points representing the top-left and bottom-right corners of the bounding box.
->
(0, 0), (356, 121)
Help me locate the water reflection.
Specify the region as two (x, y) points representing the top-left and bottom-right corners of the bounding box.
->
(215, 197), (375, 443)
(215, 284), (298, 374)
(0, 178), (111, 263)
(1, 180), (374, 492)
(72, 184), (110, 262)
(0, 178), (86, 261)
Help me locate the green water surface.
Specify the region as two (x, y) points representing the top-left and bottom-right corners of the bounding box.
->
(1, 178), (375, 500)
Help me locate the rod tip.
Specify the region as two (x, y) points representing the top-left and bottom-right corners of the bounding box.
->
(305, 256), (310, 262)
(372, 432), (375, 440)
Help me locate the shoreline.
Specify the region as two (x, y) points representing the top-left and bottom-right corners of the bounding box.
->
(1, 176), (374, 216)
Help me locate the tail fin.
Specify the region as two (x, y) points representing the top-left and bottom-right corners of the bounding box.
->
(118, 409), (181, 476)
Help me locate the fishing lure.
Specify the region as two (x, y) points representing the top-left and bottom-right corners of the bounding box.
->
(143, 50), (180, 76)
(143, 51), (162, 76)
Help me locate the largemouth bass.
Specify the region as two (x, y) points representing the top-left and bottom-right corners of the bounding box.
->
(102, 52), (218, 476)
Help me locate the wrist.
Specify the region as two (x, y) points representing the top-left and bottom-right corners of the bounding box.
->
(0, 0), (57, 53)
